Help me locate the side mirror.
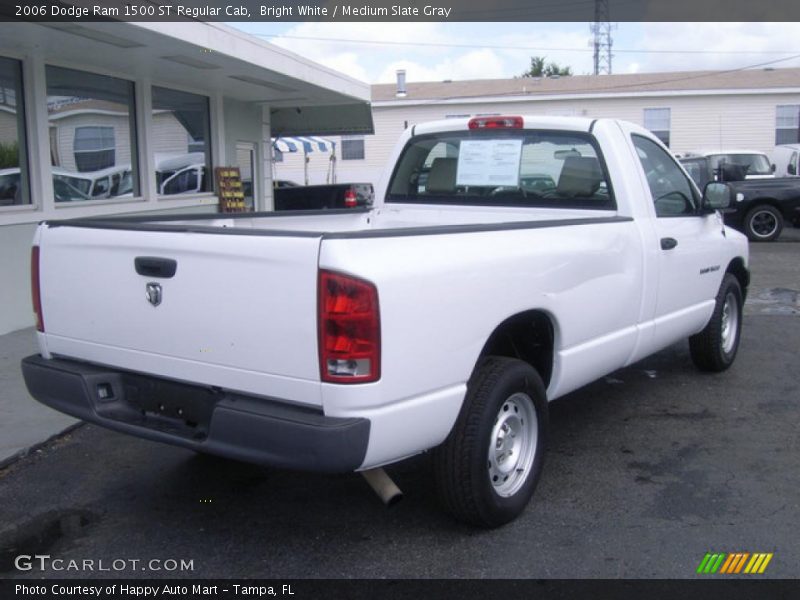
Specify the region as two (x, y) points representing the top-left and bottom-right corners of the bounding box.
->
(771, 163), (776, 173)
(788, 163), (796, 176)
(702, 182), (733, 211)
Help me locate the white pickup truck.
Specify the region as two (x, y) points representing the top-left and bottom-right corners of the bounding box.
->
(23, 116), (749, 527)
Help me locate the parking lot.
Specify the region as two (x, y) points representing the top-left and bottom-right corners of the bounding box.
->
(1, 230), (798, 580)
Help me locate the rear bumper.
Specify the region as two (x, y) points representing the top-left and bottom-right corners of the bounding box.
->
(21, 355), (369, 473)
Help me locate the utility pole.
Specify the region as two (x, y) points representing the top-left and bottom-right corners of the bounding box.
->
(591, 0), (614, 75)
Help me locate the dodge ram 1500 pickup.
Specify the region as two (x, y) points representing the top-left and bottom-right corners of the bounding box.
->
(22, 116), (749, 527)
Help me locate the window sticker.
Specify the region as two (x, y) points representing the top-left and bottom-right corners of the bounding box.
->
(456, 139), (523, 187)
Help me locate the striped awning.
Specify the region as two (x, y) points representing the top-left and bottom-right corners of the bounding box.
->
(271, 136), (335, 153)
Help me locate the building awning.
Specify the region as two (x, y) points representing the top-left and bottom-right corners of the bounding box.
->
(1, 22), (373, 136)
(272, 136), (335, 153)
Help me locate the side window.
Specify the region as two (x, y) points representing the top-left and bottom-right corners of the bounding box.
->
(632, 135), (698, 217)
(341, 135), (365, 160)
(681, 159), (711, 190)
(91, 176), (110, 198)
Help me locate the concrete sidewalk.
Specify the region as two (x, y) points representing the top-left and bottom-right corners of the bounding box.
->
(0, 327), (78, 467)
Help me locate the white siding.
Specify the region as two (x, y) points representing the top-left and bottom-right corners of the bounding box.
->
(50, 113), (132, 171)
(0, 109), (17, 147)
(151, 111), (193, 155)
(274, 90), (800, 189)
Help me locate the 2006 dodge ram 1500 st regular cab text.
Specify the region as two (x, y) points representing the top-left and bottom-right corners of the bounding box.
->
(23, 116), (749, 527)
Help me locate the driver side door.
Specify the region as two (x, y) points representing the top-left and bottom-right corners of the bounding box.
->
(631, 135), (726, 347)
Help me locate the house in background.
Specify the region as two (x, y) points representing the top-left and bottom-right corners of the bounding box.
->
(0, 21), (373, 334)
(274, 68), (800, 189)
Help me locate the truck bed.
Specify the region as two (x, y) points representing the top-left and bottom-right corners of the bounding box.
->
(35, 205), (629, 411)
(53, 204), (627, 237)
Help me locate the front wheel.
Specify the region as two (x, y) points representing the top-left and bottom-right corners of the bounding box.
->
(689, 273), (743, 372)
(744, 204), (783, 242)
(433, 357), (548, 527)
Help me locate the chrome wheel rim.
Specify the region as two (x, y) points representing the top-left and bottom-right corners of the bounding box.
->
(751, 210), (778, 238)
(721, 291), (739, 354)
(487, 392), (538, 498)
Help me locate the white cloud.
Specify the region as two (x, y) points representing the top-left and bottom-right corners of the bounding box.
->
(252, 22), (800, 85)
(266, 22), (596, 83)
(628, 22), (800, 73)
(376, 49), (507, 83)
(268, 22), (460, 83)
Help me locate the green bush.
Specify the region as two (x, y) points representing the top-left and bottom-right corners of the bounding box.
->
(0, 141), (20, 169)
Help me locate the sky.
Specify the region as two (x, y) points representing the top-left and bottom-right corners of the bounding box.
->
(229, 22), (800, 84)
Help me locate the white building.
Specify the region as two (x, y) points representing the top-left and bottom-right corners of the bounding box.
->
(274, 67), (800, 187)
(0, 22), (373, 334)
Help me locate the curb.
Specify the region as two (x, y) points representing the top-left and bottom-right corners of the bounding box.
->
(0, 422), (84, 471)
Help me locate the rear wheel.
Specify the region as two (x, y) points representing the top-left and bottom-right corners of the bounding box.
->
(433, 357), (548, 527)
(689, 273), (743, 372)
(744, 205), (783, 242)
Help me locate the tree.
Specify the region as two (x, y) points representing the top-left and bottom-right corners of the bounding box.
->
(521, 56), (572, 78)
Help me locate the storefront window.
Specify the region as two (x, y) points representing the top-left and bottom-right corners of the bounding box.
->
(151, 86), (211, 196)
(0, 56), (30, 207)
(46, 66), (139, 202)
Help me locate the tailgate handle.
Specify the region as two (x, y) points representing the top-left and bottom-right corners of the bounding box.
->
(135, 257), (177, 278)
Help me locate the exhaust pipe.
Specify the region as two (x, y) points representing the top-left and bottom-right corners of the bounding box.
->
(361, 468), (403, 507)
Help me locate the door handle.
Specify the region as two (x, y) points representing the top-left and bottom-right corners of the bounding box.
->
(135, 257), (177, 278)
(660, 237), (678, 250)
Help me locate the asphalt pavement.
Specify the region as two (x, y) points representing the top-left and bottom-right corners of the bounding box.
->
(1, 229), (798, 579)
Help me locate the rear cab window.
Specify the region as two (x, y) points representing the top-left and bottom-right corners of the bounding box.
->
(386, 129), (616, 210)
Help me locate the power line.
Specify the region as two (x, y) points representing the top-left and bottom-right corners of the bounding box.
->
(251, 33), (800, 56)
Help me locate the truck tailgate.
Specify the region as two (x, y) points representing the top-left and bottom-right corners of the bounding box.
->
(37, 224), (323, 407)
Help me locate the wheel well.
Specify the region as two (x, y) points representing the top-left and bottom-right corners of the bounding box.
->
(726, 257), (750, 301)
(746, 198), (784, 217)
(479, 311), (555, 387)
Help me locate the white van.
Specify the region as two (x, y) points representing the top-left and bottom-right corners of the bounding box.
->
(772, 144), (800, 177)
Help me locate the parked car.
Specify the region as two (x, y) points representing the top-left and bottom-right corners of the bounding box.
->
(676, 150), (775, 180)
(273, 179), (300, 188)
(273, 182), (374, 210)
(52, 165), (134, 201)
(155, 152), (206, 196)
(0, 167), (23, 206)
(679, 155), (800, 241)
(23, 115), (748, 527)
(772, 144), (800, 178)
(1, 166), (130, 204)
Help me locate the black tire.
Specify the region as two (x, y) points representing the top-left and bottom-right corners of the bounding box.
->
(433, 357), (548, 528)
(744, 204), (783, 242)
(689, 273), (743, 372)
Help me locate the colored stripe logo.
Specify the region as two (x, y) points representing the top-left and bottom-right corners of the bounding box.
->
(697, 552), (773, 574)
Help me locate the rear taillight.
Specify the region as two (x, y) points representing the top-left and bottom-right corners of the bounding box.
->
(318, 270), (380, 383)
(31, 246), (44, 332)
(468, 115), (524, 130)
(344, 187), (357, 208)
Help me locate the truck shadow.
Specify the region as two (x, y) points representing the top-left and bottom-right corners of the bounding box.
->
(5, 336), (764, 577)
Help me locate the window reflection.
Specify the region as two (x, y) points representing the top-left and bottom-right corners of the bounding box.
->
(46, 66), (139, 202)
(0, 56), (30, 207)
(151, 86), (211, 196)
